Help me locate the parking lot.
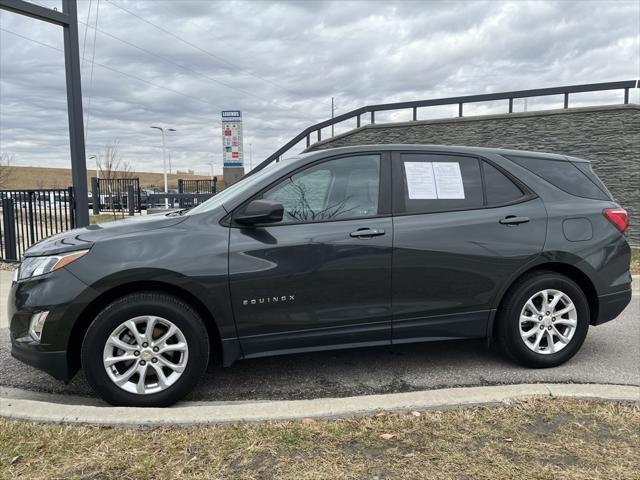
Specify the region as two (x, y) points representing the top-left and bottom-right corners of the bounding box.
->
(1, 270), (637, 403)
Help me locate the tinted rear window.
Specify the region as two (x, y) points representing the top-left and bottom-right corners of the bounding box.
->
(506, 155), (610, 200)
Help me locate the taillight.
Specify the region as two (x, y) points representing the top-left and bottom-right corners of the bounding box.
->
(603, 208), (629, 233)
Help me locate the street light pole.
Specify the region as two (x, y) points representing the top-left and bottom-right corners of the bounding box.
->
(150, 126), (175, 209)
(331, 97), (334, 137)
(89, 154), (99, 179)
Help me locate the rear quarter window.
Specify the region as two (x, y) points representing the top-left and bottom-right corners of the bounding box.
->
(481, 161), (525, 205)
(506, 155), (611, 200)
(572, 161), (613, 200)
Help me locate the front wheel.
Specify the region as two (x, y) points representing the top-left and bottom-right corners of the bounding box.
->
(81, 292), (209, 407)
(496, 271), (590, 368)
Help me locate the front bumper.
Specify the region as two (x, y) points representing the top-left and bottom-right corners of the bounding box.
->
(11, 341), (72, 381)
(8, 267), (97, 382)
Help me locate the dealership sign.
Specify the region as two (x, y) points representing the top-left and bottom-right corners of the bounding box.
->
(222, 110), (243, 168)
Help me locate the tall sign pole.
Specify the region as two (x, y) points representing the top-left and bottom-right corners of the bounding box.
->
(0, 0), (90, 227)
(221, 110), (245, 185)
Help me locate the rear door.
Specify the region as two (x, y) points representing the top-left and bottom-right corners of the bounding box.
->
(229, 153), (393, 356)
(391, 151), (547, 342)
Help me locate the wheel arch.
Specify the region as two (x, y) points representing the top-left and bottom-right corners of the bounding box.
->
(67, 280), (225, 374)
(489, 261), (599, 338)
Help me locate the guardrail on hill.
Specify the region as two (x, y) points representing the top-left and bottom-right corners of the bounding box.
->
(250, 80), (640, 176)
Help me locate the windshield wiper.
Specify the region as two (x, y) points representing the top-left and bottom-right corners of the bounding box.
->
(166, 208), (191, 216)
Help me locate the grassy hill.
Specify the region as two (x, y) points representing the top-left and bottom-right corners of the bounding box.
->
(1, 166), (215, 190)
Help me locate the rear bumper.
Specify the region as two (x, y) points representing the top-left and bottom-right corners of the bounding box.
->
(593, 288), (632, 325)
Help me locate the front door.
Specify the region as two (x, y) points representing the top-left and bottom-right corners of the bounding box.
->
(229, 153), (393, 356)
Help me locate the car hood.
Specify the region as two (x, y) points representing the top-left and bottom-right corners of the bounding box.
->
(25, 213), (187, 257)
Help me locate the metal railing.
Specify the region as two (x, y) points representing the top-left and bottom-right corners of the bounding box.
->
(251, 80), (639, 175)
(1, 187), (75, 260)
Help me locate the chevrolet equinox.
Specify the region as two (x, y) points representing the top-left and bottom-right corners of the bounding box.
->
(8, 145), (632, 406)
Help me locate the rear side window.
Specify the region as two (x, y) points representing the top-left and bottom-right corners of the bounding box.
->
(481, 161), (525, 205)
(506, 155), (610, 200)
(398, 154), (483, 213)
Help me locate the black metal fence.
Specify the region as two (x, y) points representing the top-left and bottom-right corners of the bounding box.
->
(250, 80), (640, 175)
(1, 188), (75, 261)
(147, 192), (215, 210)
(178, 178), (217, 194)
(91, 177), (142, 215)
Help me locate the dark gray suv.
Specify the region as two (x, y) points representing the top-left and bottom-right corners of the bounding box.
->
(8, 145), (632, 406)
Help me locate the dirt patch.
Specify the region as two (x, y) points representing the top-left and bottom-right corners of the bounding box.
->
(0, 261), (17, 271)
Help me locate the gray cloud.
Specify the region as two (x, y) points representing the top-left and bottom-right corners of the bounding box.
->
(1, 0), (638, 175)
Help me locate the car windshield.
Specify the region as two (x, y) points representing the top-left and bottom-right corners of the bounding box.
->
(185, 159), (294, 215)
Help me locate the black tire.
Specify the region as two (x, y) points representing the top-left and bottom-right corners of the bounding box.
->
(496, 271), (589, 368)
(81, 292), (209, 407)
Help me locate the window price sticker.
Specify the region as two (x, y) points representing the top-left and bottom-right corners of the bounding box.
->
(405, 162), (465, 199)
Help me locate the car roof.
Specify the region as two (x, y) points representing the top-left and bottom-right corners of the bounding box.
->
(294, 144), (588, 163)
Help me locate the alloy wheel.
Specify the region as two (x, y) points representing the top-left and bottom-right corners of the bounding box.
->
(519, 289), (578, 355)
(102, 315), (189, 395)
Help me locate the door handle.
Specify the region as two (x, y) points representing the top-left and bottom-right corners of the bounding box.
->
(350, 228), (385, 238)
(499, 215), (530, 225)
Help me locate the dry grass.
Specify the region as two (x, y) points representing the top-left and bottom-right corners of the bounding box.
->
(1, 398), (638, 480)
(89, 213), (131, 225)
(631, 247), (640, 275)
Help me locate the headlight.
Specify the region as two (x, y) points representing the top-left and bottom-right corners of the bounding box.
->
(19, 250), (90, 281)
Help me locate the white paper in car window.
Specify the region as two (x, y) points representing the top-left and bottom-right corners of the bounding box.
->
(433, 162), (465, 199)
(404, 162), (437, 199)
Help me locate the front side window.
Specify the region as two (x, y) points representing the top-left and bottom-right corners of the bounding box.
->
(258, 155), (381, 224)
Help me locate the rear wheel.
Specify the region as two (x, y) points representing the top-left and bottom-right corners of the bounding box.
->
(81, 292), (209, 407)
(496, 271), (589, 368)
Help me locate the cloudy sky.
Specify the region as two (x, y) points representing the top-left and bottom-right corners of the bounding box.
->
(1, 0), (639, 175)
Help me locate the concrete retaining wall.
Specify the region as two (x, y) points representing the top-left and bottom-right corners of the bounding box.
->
(308, 105), (639, 245)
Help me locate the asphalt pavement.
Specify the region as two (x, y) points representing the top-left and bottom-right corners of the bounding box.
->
(1, 264), (638, 402)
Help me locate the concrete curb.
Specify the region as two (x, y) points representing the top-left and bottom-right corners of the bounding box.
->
(1, 383), (638, 427)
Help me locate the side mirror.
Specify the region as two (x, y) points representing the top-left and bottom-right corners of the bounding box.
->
(235, 200), (284, 226)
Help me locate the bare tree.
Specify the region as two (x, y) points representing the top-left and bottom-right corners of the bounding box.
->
(96, 140), (136, 217)
(279, 180), (357, 222)
(0, 152), (15, 189)
(97, 140), (136, 180)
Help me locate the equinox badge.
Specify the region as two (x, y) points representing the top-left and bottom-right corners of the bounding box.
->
(242, 295), (296, 306)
